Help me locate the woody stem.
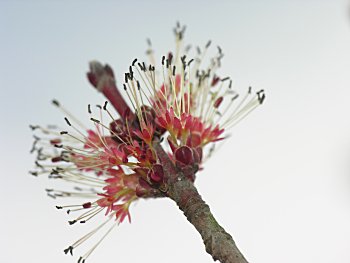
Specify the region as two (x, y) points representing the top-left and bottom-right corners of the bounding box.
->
(154, 143), (249, 263)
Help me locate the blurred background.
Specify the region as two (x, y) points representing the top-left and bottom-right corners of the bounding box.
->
(1, 0), (350, 262)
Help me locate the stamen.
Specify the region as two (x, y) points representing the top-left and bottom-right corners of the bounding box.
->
(80, 221), (117, 262)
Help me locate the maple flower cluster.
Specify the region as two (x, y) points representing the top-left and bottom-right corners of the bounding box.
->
(30, 24), (264, 262)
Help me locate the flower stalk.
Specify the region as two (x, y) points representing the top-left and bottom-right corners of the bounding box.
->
(154, 142), (249, 263)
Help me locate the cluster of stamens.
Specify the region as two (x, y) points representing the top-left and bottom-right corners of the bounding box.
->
(30, 23), (265, 262)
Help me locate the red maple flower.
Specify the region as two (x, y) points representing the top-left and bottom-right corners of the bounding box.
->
(30, 23), (264, 262)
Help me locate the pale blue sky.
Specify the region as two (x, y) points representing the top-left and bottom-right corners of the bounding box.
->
(1, 1), (350, 263)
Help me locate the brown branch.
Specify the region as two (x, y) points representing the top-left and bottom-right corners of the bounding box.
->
(154, 143), (249, 263)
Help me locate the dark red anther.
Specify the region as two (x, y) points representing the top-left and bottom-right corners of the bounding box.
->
(214, 96), (224, 108)
(50, 138), (61, 145)
(82, 202), (92, 209)
(211, 75), (220, 87)
(168, 52), (173, 65)
(51, 156), (62, 163)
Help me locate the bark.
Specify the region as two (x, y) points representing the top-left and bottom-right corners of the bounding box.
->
(154, 143), (249, 263)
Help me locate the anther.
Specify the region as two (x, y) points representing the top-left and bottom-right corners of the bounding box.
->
(132, 58), (137, 66)
(168, 52), (173, 65)
(229, 80), (232, 89)
(60, 131), (68, 135)
(124, 73), (129, 83)
(64, 117), (72, 126)
(80, 220), (86, 224)
(172, 65), (176, 76)
(29, 124), (39, 130)
(137, 81), (141, 90)
(88, 104), (92, 114)
(232, 94), (239, 101)
(64, 246), (73, 256)
(90, 118), (100, 124)
(146, 38), (152, 46)
(221, 77), (230, 82)
(68, 220), (77, 225)
(82, 202), (92, 208)
(103, 101), (108, 110)
(248, 86), (252, 94)
(217, 45), (222, 54)
(123, 84), (127, 91)
(35, 161), (43, 168)
(51, 156), (62, 163)
(52, 99), (60, 107)
(56, 206), (63, 209)
(185, 44), (191, 52)
(29, 171), (38, 176)
(162, 56), (165, 65)
(196, 46), (201, 54)
(257, 90), (265, 104)
(205, 40), (212, 48)
(50, 168), (59, 175)
(188, 59), (194, 66)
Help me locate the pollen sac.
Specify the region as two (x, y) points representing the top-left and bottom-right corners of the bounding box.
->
(50, 138), (61, 145)
(82, 202), (92, 209)
(214, 96), (224, 108)
(51, 156), (62, 163)
(211, 75), (220, 87)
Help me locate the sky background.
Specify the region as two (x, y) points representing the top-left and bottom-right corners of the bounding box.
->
(1, 0), (350, 262)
